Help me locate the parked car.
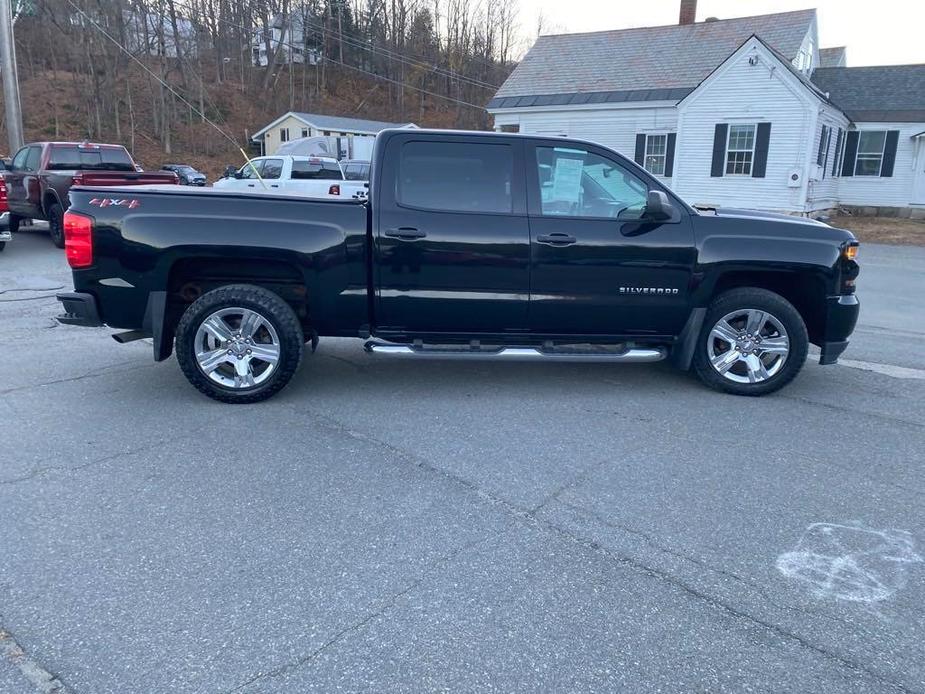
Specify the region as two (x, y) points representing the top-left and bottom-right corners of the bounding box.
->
(2, 142), (179, 247)
(56, 129), (860, 403)
(341, 159), (370, 181)
(212, 155), (367, 199)
(161, 164), (207, 186)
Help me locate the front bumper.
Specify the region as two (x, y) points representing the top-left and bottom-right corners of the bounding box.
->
(56, 292), (103, 327)
(819, 294), (859, 365)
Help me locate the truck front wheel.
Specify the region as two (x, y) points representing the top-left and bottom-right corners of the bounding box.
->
(693, 288), (808, 396)
(175, 284), (304, 403)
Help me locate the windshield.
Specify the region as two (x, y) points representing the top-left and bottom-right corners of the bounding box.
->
(47, 146), (135, 172)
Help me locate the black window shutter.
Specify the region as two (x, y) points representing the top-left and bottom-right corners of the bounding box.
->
(752, 123), (771, 178)
(664, 133), (677, 177)
(822, 127), (831, 179)
(842, 131), (859, 176)
(880, 130), (900, 177)
(634, 134), (646, 166)
(816, 125), (827, 166)
(831, 128), (843, 176)
(711, 124), (727, 177)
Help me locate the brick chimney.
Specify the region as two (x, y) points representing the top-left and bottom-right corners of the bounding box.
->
(679, 0), (697, 25)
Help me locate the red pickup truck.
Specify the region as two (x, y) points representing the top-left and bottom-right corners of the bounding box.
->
(1, 142), (178, 247)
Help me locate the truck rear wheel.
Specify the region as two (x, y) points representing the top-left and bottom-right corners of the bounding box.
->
(693, 288), (808, 396)
(175, 284), (304, 403)
(48, 203), (66, 248)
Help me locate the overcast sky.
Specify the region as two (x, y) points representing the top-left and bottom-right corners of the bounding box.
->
(515, 0), (925, 66)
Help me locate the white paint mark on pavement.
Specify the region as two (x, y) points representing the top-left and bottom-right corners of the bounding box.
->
(777, 523), (923, 603)
(0, 629), (68, 693)
(836, 358), (925, 380)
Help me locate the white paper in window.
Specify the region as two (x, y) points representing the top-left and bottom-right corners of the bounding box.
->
(551, 157), (583, 202)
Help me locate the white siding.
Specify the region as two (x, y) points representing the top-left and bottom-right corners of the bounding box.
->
(836, 122), (925, 207)
(806, 105), (851, 212)
(492, 105), (678, 184)
(674, 42), (814, 212)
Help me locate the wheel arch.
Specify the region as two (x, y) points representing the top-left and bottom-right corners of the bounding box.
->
(42, 189), (63, 216)
(704, 269), (828, 345)
(156, 257), (308, 361)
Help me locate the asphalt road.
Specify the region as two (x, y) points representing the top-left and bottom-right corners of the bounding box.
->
(1, 228), (924, 693)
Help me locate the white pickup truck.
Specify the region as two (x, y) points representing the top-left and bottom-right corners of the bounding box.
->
(213, 156), (367, 199)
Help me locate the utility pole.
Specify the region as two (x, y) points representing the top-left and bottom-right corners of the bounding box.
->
(0, 0), (24, 153)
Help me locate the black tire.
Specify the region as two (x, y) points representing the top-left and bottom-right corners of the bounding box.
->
(175, 284), (304, 403)
(48, 203), (66, 248)
(693, 287), (808, 396)
(0, 241), (5, 252)
(7, 214), (22, 234)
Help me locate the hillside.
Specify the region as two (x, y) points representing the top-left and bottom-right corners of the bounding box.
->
(9, 62), (489, 180)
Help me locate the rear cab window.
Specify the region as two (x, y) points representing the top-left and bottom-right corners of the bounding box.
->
(291, 160), (343, 180)
(47, 145), (135, 171)
(397, 141), (514, 214)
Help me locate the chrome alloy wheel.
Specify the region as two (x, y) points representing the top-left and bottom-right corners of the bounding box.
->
(706, 308), (790, 384)
(193, 307), (281, 389)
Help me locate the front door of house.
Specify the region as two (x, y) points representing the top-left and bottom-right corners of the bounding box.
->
(914, 138), (925, 205)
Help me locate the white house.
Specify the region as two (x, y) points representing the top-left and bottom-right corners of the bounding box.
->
(251, 112), (417, 159)
(487, 2), (925, 217)
(251, 13), (320, 67)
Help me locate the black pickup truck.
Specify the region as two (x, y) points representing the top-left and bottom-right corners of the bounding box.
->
(56, 129), (859, 403)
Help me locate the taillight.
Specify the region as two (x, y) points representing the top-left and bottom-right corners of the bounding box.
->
(64, 211), (93, 268)
(72, 173), (85, 186)
(328, 184), (341, 196)
(0, 178), (8, 213)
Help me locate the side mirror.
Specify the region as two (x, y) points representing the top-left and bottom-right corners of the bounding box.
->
(646, 190), (675, 220)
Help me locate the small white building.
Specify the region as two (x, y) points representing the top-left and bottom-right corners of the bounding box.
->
(251, 112), (417, 159)
(251, 13), (319, 67)
(488, 3), (925, 216)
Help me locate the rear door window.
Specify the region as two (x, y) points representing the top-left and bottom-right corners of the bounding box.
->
(24, 146), (42, 172)
(398, 141), (513, 214)
(261, 159), (283, 180)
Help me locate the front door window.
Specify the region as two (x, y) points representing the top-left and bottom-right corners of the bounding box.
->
(535, 146), (649, 220)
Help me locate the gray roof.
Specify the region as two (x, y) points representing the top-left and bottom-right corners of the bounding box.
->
(489, 9), (815, 108)
(291, 112), (415, 133)
(818, 46), (847, 68)
(811, 65), (925, 122)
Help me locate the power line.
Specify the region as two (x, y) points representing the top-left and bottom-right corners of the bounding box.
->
(296, 15), (502, 91)
(66, 0), (242, 150)
(215, 14), (489, 111)
(65, 0), (270, 187)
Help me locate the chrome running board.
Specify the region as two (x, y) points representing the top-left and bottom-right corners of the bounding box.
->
(364, 340), (666, 363)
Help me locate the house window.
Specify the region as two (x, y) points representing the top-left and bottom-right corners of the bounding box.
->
(280, 128), (289, 143)
(725, 124), (756, 175)
(643, 134), (668, 176)
(855, 131), (886, 176)
(301, 129), (309, 138)
(499, 124), (520, 133)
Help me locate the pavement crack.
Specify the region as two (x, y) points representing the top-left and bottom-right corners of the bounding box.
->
(0, 360), (153, 396)
(295, 408), (919, 693)
(222, 534), (494, 693)
(0, 622), (70, 693)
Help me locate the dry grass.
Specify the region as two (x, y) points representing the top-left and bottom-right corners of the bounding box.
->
(829, 215), (925, 246)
